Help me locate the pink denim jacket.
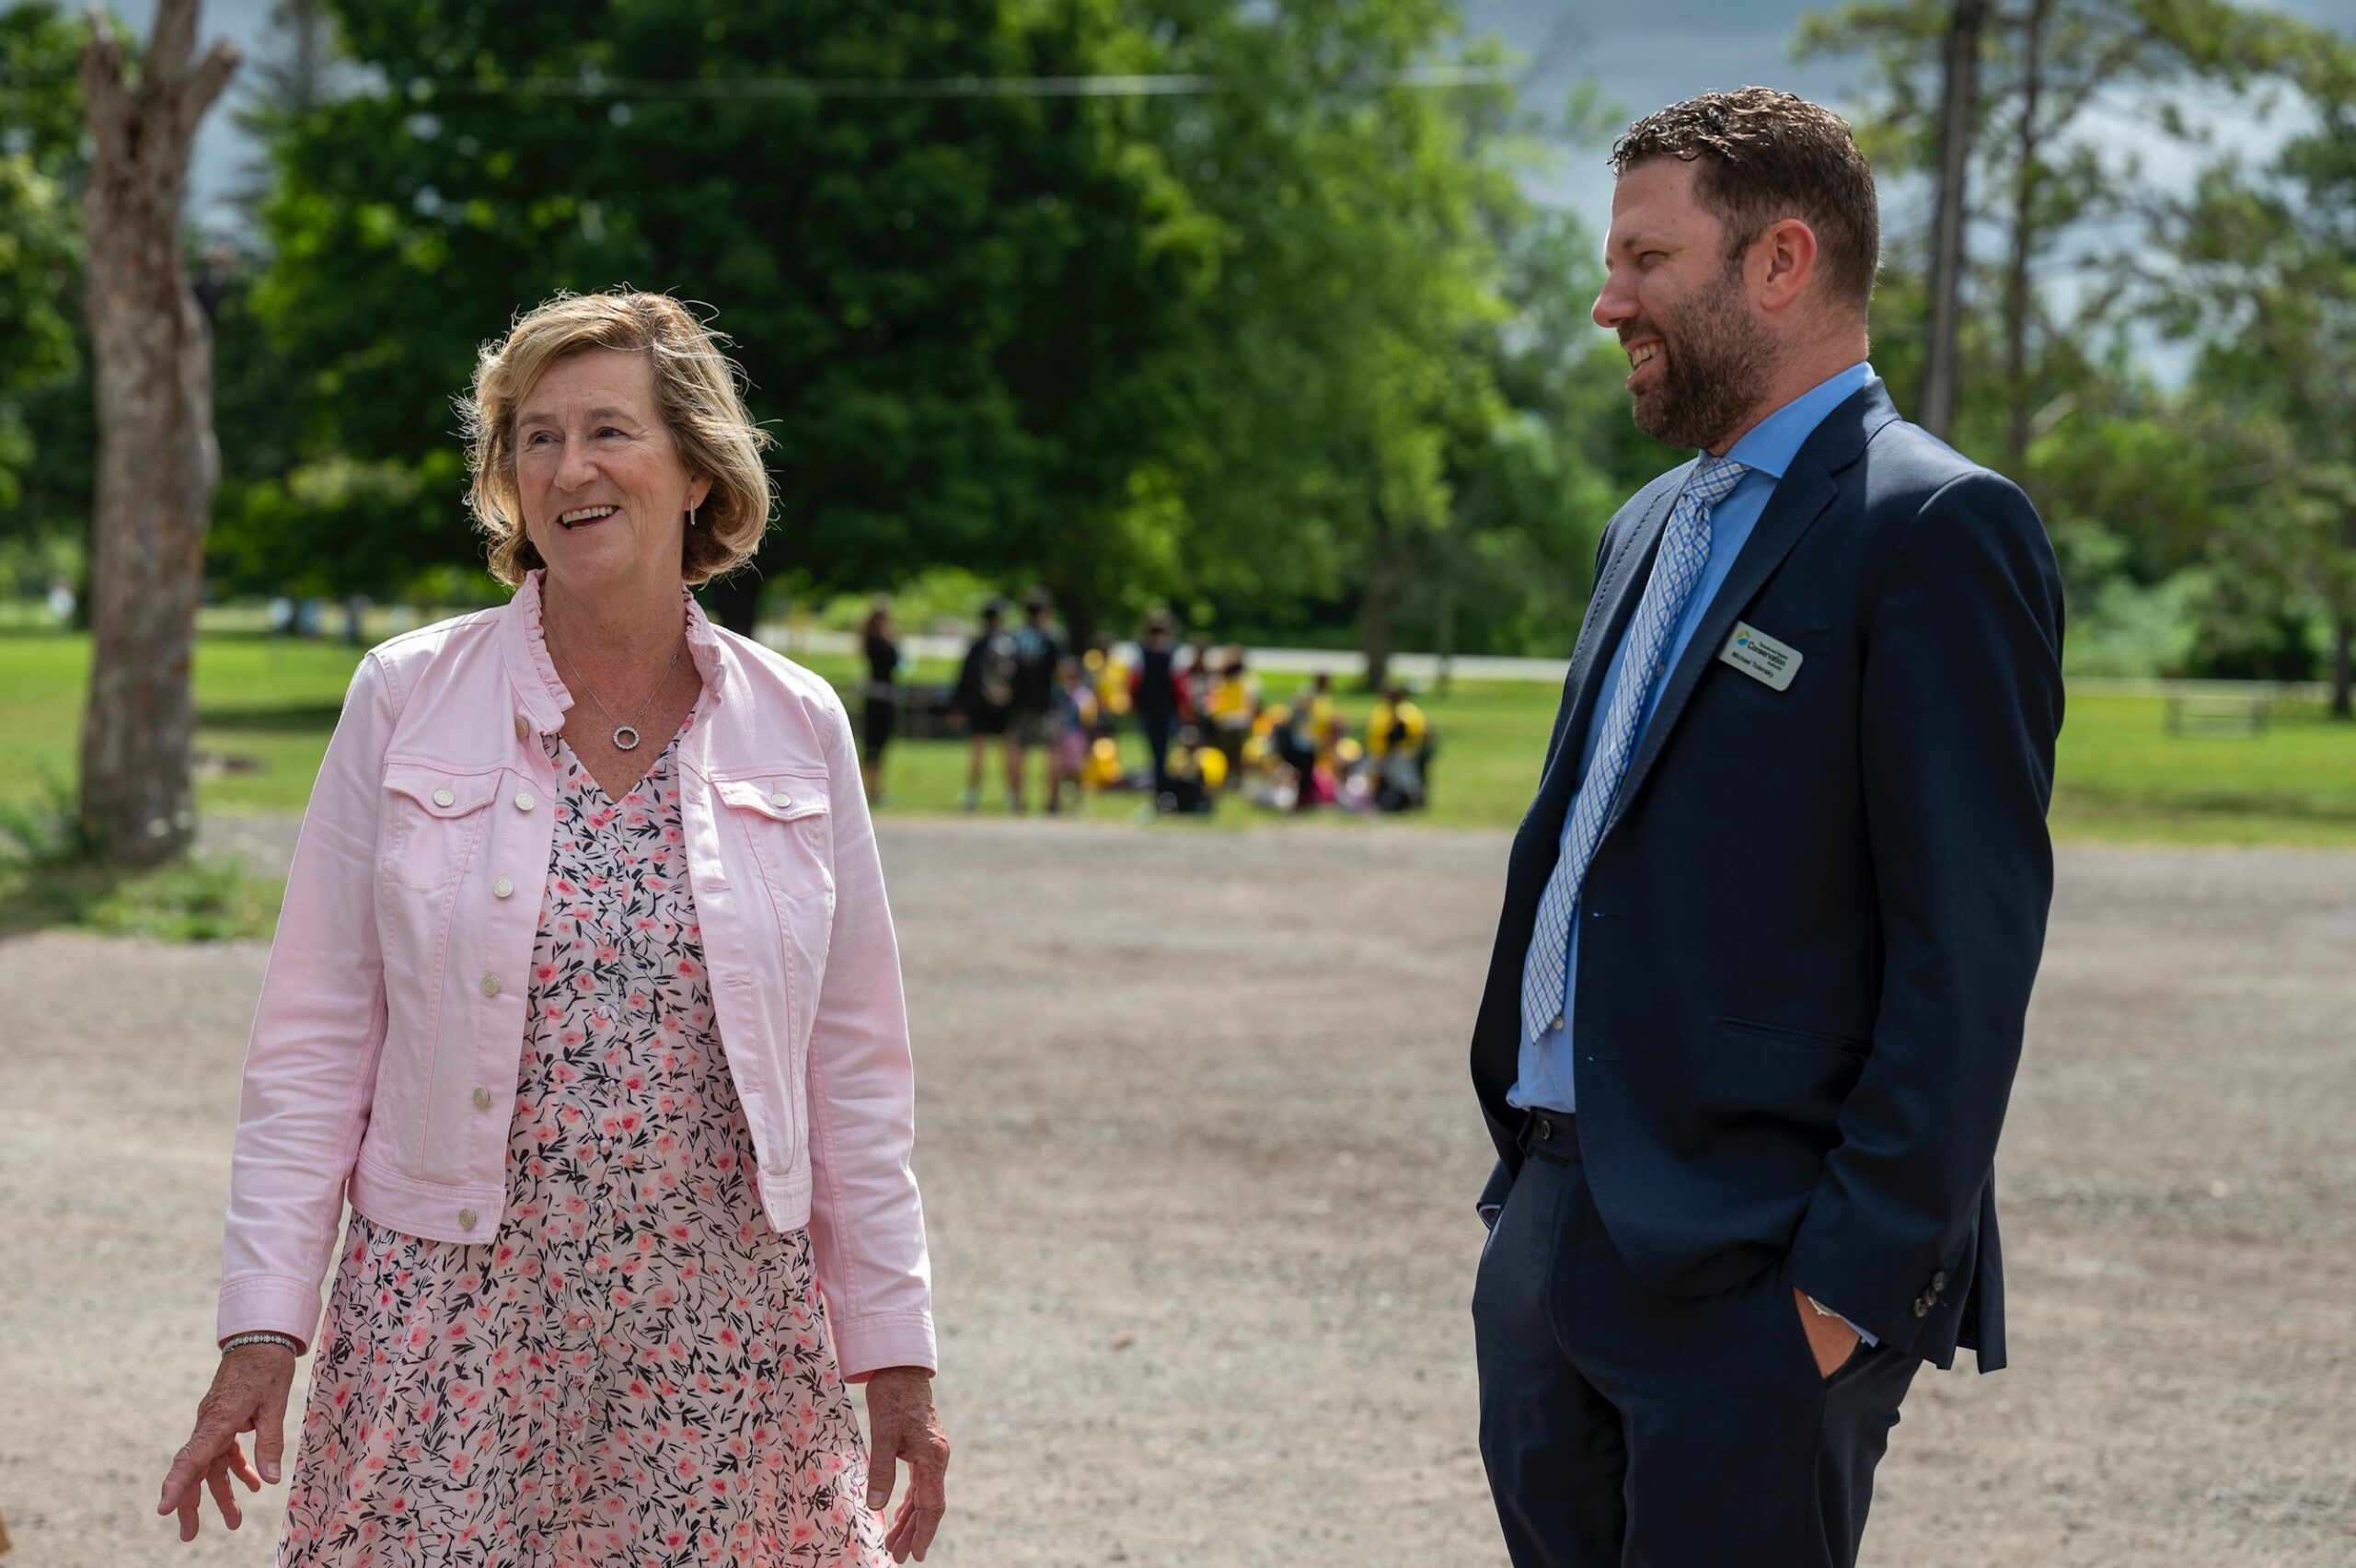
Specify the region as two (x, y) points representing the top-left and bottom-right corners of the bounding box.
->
(216, 571), (935, 1378)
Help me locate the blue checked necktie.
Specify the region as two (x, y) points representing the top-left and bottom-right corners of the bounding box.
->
(1521, 454), (1749, 1044)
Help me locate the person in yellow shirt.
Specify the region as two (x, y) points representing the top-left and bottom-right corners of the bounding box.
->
(1301, 672), (1337, 753)
(1206, 650), (1262, 788)
(1366, 683), (1435, 812)
(1086, 641), (1132, 725)
(1368, 685), (1429, 761)
(1046, 656), (1102, 815)
(1159, 725), (1220, 815)
(1268, 686), (1331, 811)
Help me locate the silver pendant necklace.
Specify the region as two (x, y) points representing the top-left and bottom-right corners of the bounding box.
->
(549, 610), (684, 752)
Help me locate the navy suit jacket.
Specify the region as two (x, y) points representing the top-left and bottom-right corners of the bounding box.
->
(1471, 381), (2063, 1372)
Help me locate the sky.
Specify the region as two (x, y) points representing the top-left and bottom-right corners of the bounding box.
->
(1461, 0), (2351, 236)
(108, 0), (2356, 261)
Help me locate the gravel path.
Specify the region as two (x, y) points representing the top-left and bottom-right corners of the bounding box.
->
(3, 824), (2352, 1565)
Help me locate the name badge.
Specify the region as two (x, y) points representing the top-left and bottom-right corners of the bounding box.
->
(1717, 622), (1803, 691)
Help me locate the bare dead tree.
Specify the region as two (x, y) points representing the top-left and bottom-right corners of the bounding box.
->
(2000, 0), (2050, 473)
(1921, 0), (1991, 441)
(75, 0), (238, 865)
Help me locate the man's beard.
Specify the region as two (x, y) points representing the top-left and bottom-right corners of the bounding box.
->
(1630, 265), (1775, 451)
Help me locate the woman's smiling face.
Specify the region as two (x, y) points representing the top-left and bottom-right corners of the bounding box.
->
(514, 348), (710, 592)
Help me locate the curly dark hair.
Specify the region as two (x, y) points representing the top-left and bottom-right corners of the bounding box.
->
(1609, 87), (1880, 312)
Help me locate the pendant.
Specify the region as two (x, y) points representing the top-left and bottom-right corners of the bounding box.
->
(612, 725), (641, 752)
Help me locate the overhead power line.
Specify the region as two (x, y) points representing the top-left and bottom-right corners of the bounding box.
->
(402, 63), (1517, 102)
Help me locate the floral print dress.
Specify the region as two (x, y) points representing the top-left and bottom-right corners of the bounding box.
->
(282, 710), (889, 1568)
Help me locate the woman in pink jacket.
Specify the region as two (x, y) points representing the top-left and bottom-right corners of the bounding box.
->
(157, 292), (949, 1565)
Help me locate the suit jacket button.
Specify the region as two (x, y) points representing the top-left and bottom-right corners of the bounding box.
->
(1911, 1296), (1930, 1318)
(1931, 1271), (1948, 1292)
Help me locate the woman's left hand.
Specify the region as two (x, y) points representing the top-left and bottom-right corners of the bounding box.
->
(864, 1366), (949, 1562)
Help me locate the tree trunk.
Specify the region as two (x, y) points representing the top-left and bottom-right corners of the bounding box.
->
(1432, 539), (1457, 698)
(2331, 607), (2352, 721)
(1359, 508), (1399, 692)
(76, 2), (238, 866)
(1921, 0), (1990, 441)
(2002, 0), (2048, 475)
(284, 0), (324, 110)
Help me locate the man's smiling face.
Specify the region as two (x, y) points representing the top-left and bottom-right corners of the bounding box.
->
(1591, 156), (1776, 452)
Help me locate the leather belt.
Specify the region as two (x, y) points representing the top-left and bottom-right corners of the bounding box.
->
(1518, 1109), (1575, 1156)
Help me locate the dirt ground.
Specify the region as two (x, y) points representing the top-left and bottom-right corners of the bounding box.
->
(2, 821), (2352, 1566)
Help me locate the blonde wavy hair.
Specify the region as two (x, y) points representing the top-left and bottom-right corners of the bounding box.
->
(461, 291), (773, 587)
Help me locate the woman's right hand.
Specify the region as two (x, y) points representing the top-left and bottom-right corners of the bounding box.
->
(156, 1343), (297, 1542)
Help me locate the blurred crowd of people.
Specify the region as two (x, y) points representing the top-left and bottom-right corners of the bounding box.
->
(854, 594), (1436, 818)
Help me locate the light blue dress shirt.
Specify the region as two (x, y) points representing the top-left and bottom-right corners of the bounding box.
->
(1511, 361), (1876, 1117)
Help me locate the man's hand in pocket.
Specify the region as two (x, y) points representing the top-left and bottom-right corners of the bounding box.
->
(1793, 1287), (1862, 1378)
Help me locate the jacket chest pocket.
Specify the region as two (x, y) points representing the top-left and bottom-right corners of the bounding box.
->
(715, 772), (836, 901)
(380, 765), (502, 892)
(1706, 626), (1845, 754)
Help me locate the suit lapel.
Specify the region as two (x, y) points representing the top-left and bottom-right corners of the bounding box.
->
(1603, 383), (1900, 836)
(1481, 473), (1687, 1108)
(1530, 467), (1689, 820)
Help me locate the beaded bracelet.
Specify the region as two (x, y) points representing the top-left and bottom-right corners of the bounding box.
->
(222, 1332), (302, 1355)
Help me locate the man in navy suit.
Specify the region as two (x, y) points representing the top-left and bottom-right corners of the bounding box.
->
(1469, 88), (2064, 1567)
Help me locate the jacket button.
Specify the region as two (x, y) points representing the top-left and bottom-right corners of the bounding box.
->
(492, 878), (514, 899)
(514, 715), (530, 741)
(432, 789), (455, 807)
(473, 1087), (491, 1110)
(479, 974), (501, 997)
(1911, 1296), (1930, 1318)
(768, 791), (792, 810)
(1931, 1271), (1948, 1293)
(457, 1209), (477, 1231)
(514, 791), (537, 812)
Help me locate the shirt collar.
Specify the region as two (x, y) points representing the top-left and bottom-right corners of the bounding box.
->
(1724, 361), (1876, 481)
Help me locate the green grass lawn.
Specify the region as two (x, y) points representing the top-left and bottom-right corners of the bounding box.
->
(2046, 693), (2356, 846)
(6, 625), (2356, 848)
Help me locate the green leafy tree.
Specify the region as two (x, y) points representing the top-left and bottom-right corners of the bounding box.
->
(1796, 0), (2291, 474)
(248, 0), (1217, 633)
(203, 0), (439, 604)
(1436, 207), (1667, 666)
(1795, 0), (2350, 684)
(0, 3), (91, 522)
(1136, 0), (1527, 681)
(2157, 37), (2356, 713)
